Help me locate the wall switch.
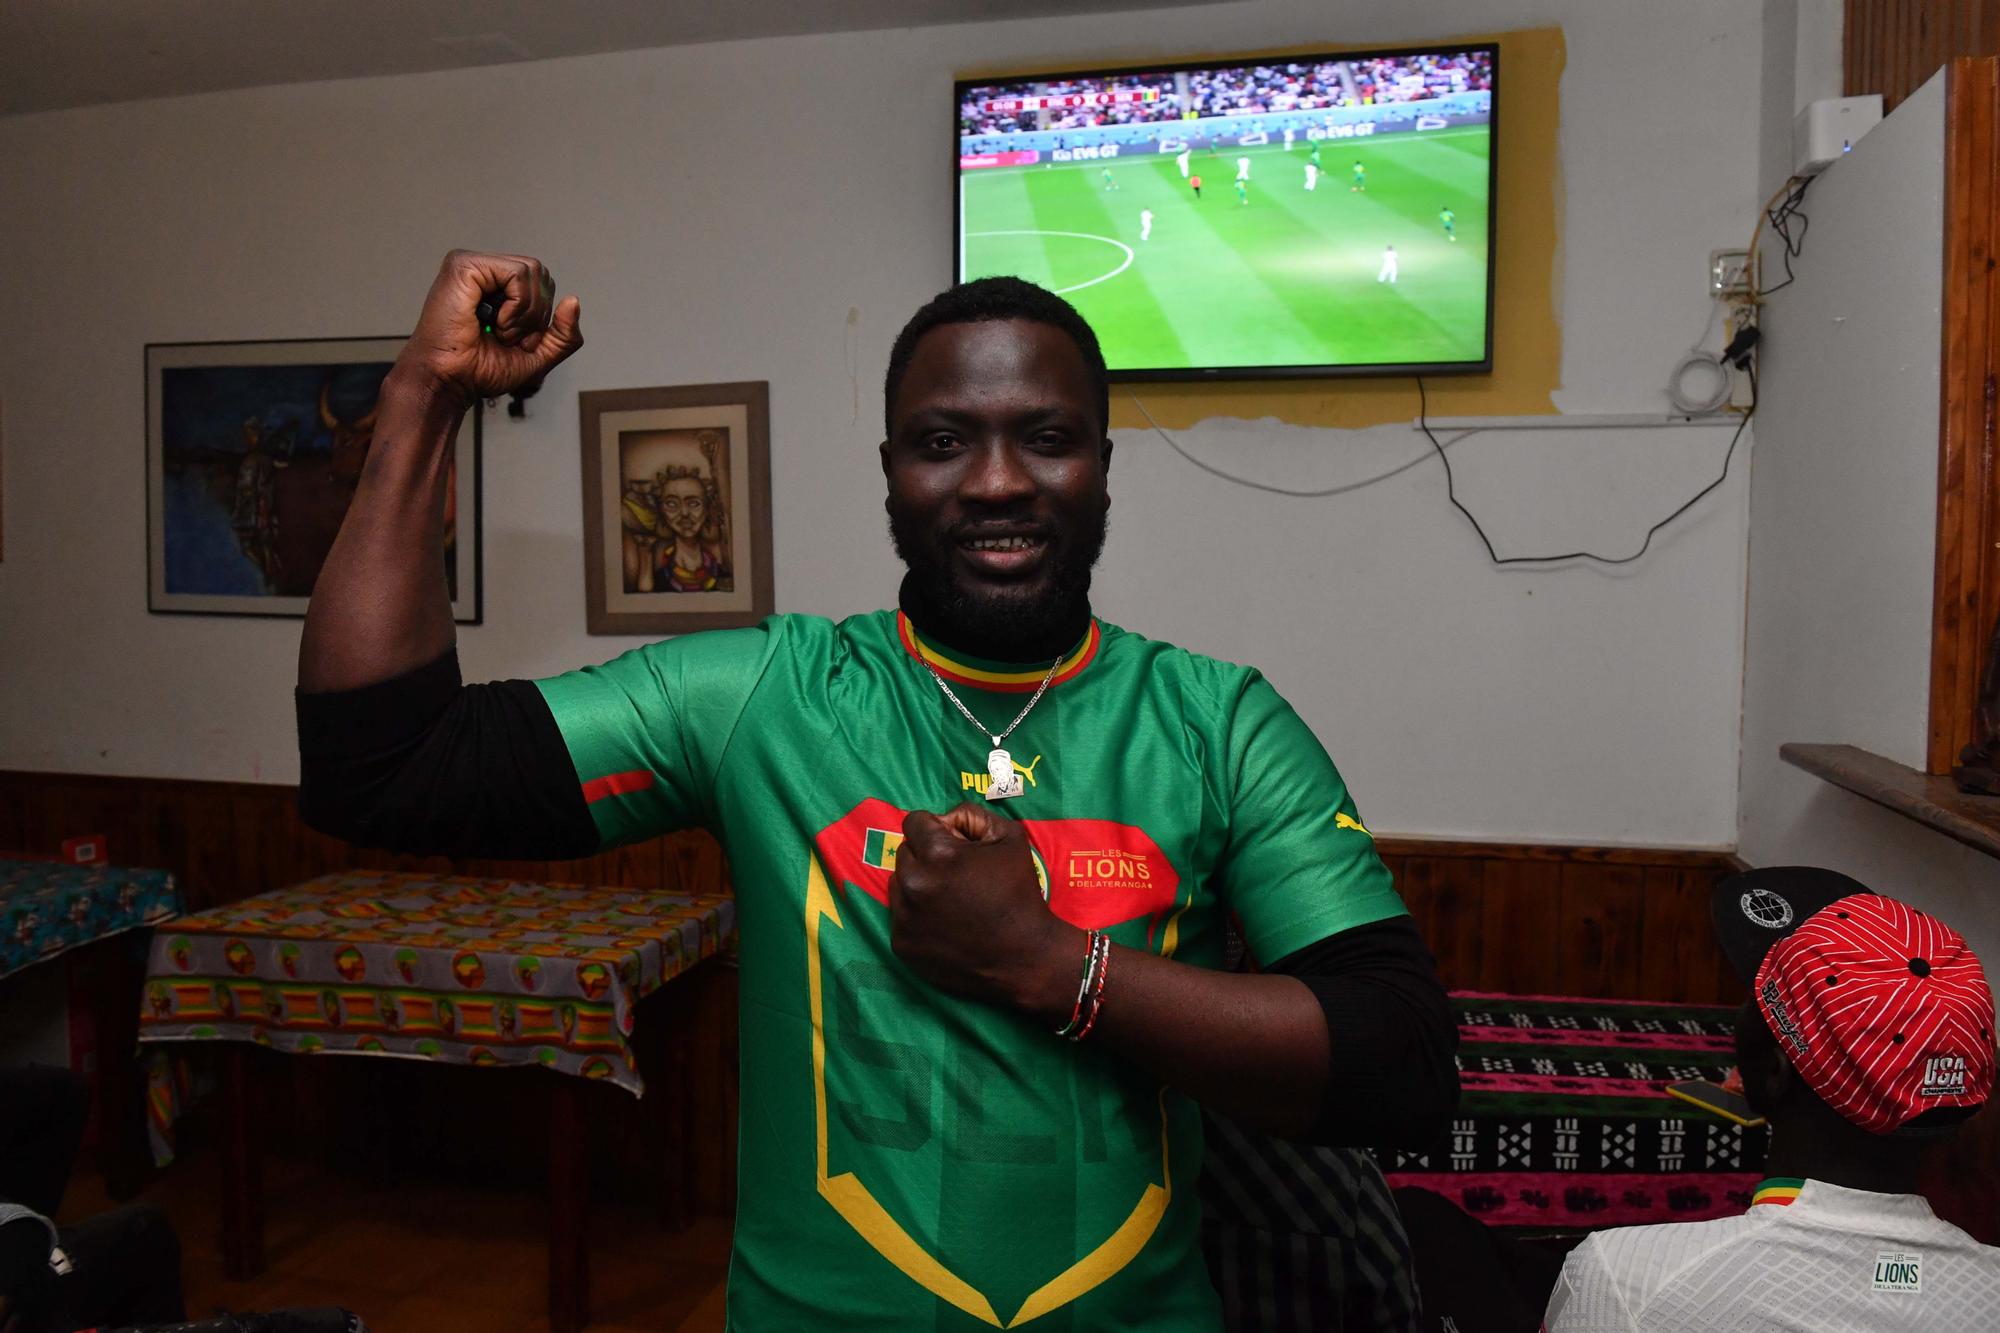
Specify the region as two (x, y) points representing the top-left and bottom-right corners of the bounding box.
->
(1710, 249), (1752, 298)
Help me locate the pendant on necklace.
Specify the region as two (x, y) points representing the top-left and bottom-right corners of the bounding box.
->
(984, 746), (1025, 801)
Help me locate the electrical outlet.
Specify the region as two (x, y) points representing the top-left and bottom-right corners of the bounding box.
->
(1710, 249), (1752, 298)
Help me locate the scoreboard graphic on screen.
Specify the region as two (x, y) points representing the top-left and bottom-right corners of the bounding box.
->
(980, 89), (1162, 115)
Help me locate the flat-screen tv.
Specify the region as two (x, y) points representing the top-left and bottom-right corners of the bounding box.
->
(956, 44), (1497, 380)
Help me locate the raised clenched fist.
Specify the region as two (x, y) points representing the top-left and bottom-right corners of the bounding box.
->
(395, 250), (584, 406)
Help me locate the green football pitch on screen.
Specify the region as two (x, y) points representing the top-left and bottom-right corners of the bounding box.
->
(958, 128), (1491, 374)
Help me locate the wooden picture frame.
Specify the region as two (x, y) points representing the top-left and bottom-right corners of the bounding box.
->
(145, 337), (481, 621)
(579, 381), (772, 635)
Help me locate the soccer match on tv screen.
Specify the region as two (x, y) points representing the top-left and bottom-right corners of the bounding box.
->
(956, 46), (1496, 378)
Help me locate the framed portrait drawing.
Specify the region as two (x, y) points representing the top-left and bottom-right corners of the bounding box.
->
(146, 337), (481, 621)
(579, 381), (773, 635)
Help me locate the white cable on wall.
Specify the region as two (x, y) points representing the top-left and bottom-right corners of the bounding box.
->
(1668, 348), (1735, 416)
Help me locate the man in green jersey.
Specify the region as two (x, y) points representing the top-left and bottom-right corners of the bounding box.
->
(297, 250), (1456, 1330)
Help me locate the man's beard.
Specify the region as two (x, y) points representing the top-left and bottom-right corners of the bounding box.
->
(888, 501), (1106, 662)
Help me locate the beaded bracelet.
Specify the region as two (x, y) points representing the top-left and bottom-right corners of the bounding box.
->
(1070, 935), (1111, 1042)
(1055, 929), (1102, 1039)
(1056, 929), (1111, 1041)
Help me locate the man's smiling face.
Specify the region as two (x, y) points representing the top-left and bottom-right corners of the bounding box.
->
(882, 318), (1111, 655)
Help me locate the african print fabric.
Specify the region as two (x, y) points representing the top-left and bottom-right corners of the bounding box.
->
(1377, 991), (1768, 1229)
(0, 859), (181, 982)
(136, 871), (732, 1094)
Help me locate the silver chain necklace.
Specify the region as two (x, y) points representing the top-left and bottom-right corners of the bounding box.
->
(919, 650), (1063, 801)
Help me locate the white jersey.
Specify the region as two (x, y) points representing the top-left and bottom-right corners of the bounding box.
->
(1176, 149), (1192, 177)
(1377, 248), (1398, 282)
(1139, 209), (1153, 240)
(1236, 156), (1251, 181)
(1546, 1180), (2000, 1332)
(1305, 164), (1319, 190)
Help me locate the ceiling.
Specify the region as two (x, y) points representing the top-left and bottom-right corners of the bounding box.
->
(2, 0), (1210, 116)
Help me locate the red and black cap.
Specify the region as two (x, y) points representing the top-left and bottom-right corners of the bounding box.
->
(1713, 867), (1995, 1134)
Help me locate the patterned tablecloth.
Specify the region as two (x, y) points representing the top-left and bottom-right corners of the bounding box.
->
(0, 858), (182, 982)
(1376, 990), (1768, 1230)
(137, 871), (734, 1096)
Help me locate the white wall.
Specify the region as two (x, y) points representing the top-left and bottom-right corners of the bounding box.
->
(0, 0), (1767, 846)
(1740, 71), (2000, 961)
(1759, 0), (1847, 195)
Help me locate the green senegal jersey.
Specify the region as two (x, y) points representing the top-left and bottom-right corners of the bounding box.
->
(535, 608), (1402, 1331)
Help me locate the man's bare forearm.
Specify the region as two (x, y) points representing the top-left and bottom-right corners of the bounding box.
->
(1018, 923), (1330, 1137)
(298, 371), (465, 693)
(1097, 953), (1332, 1139)
(296, 251), (581, 695)
(1021, 926), (1455, 1145)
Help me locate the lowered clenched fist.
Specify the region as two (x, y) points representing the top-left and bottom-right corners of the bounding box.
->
(394, 249), (584, 406)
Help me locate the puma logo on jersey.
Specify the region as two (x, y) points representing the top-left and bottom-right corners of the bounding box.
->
(1335, 811), (1371, 836)
(962, 754), (1044, 794)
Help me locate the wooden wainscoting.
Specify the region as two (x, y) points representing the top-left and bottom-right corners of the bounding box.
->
(0, 769), (730, 911)
(3, 768), (1739, 1004)
(1376, 839), (1745, 1004)
(8, 769), (1989, 1245)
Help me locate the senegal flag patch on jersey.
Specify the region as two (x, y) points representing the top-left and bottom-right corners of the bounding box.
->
(862, 822), (1049, 898)
(862, 827), (903, 871)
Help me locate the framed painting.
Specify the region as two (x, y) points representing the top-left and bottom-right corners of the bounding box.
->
(146, 337), (481, 621)
(579, 381), (773, 635)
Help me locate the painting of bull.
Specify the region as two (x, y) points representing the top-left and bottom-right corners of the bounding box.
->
(146, 337), (478, 620)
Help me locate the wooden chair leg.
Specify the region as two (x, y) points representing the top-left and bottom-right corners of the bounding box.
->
(218, 1045), (264, 1279)
(89, 940), (149, 1199)
(660, 987), (692, 1232)
(547, 1076), (591, 1333)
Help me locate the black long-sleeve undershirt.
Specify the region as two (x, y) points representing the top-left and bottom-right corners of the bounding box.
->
(296, 650), (1457, 1147)
(1267, 923), (1457, 1148)
(297, 650), (596, 860)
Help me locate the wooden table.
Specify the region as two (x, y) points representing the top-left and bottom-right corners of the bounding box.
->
(1376, 990), (1768, 1230)
(0, 857), (182, 1197)
(137, 870), (735, 1332)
